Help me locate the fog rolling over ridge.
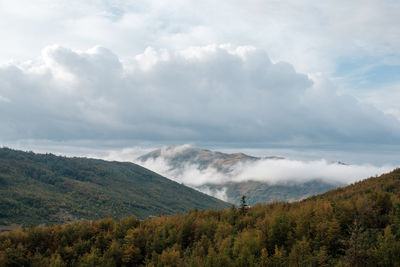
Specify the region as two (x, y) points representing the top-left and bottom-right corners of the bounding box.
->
(136, 145), (394, 205)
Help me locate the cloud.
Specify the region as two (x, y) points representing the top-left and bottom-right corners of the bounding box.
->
(196, 186), (228, 202)
(1, 1), (400, 145)
(229, 159), (393, 185)
(1, 0), (399, 75)
(135, 145), (395, 186)
(357, 81), (400, 121)
(0, 95), (10, 103)
(0, 44), (399, 147)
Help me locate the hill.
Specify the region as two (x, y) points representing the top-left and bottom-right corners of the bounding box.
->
(137, 145), (262, 172)
(137, 145), (341, 205)
(1, 168), (399, 266)
(0, 148), (229, 226)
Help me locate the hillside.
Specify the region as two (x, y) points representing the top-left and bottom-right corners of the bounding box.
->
(203, 180), (338, 204)
(1, 169), (400, 266)
(0, 148), (229, 226)
(137, 145), (340, 205)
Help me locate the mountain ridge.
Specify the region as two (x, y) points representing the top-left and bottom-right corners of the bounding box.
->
(0, 147), (230, 226)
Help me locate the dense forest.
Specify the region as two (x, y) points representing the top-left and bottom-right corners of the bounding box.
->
(1, 168), (400, 266)
(0, 148), (229, 226)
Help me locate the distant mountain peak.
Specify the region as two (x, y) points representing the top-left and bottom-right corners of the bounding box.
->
(137, 145), (341, 205)
(138, 145), (261, 172)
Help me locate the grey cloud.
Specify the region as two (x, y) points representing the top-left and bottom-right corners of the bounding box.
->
(0, 45), (399, 147)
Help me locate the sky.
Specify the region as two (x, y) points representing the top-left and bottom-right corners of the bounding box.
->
(0, 0), (400, 168)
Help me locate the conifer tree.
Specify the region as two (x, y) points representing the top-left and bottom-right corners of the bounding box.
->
(240, 195), (248, 215)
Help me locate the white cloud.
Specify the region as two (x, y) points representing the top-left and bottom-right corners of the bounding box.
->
(135, 145), (395, 186)
(197, 186), (228, 202)
(0, 44), (399, 147)
(0, 0), (399, 74)
(230, 159), (392, 185)
(357, 82), (400, 121)
(1, 0), (399, 126)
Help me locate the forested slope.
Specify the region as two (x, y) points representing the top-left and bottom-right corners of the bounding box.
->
(0, 148), (229, 226)
(1, 168), (400, 266)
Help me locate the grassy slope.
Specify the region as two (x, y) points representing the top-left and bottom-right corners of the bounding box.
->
(0, 148), (230, 226)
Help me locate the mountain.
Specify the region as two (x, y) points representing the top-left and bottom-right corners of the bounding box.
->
(138, 145), (283, 173)
(1, 168), (399, 266)
(0, 148), (229, 226)
(199, 180), (339, 204)
(138, 145), (262, 172)
(137, 145), (341, 205)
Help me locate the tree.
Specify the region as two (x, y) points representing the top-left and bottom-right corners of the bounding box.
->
(372, 226), (400, 266)
(240, 195), (248, 216)
(288, 237), (312, 267)
(344, 221), (370, 267)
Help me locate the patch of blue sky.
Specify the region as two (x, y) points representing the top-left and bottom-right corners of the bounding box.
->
(335, 56), (400, 90)
(335, 57), (377, 77)
(363, 64), (400, 86)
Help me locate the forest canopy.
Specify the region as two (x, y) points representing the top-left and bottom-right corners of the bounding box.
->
(1, 169), (400, 266)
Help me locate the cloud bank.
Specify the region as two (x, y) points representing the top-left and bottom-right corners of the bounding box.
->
(1, 0), (400, 75)
(136, 146), (395, 187)
(1, 0), (400, 139)
(0, 45), (399, 148)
